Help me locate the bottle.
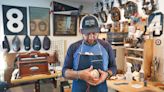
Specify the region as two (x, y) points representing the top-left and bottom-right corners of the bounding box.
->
(125, 62), (133, 81)
(144, 80), (147, 87)
(139, 68), (144, 82)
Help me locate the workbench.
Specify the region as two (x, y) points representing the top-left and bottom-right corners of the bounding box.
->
(10, 73), (59, 92)
(107, 80), (164, 92)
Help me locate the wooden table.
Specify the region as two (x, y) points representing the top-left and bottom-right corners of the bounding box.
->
(107, 80), (164, 92)
(11, 73), (59, 92)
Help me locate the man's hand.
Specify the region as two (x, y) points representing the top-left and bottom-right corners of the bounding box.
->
(78, 66), (95, 84)
(78, 67), (110, 86)
(90, 69), (108, 86)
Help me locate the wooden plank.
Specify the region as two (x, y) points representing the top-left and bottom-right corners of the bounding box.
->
(144, 39), (153, 79)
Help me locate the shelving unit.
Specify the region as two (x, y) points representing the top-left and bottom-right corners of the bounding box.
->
(125, 39), (154, 79)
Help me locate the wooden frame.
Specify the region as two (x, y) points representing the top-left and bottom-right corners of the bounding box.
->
(29, 7), (50, 36)
(2, 5), (27, 35)
(53, 14), (77, 36)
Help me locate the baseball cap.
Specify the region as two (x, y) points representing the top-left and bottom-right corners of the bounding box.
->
(80, 14), (100, 34)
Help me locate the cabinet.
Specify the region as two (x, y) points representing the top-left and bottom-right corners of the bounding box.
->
(112, 46), (125, 71)
(125, 39), (153, 79)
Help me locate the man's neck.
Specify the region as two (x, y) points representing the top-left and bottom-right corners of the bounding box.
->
(84, 40), (97, 46)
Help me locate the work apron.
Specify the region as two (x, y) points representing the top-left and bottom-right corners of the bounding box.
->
(72, 40), (108, 92)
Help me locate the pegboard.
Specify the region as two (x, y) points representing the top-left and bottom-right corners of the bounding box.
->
(50, 39), (67, 64)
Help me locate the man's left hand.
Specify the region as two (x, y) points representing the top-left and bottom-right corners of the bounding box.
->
(89, 69), (108, 86)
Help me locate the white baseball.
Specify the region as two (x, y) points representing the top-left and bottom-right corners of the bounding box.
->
(90, 69), (100, 79)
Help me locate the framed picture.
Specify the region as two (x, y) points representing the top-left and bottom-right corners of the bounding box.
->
(2, 5), (27, 35)
(29, 7), (50, 36)
(53, 14), (77, 36)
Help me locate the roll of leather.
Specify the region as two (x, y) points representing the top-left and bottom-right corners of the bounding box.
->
(43, 35), (51, 50)
(33, 35), (41, 51)
(24, 35), (31, 51)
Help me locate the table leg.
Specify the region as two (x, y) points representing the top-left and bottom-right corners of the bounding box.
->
(34, 80), (40, 92)
(52, 78), (57, 88)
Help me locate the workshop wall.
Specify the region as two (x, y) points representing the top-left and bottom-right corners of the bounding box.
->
(0, 0), (93, 64)
(153, 0), (164, 81)
(1, 0), (164, 68)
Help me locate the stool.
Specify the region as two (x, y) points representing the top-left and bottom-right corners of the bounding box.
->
(60, 81), (71, 92)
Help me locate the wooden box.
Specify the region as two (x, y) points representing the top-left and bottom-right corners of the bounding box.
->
(17, 52), (50, 77)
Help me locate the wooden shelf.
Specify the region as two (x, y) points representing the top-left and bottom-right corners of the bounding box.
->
(125, 48), (144, 52)
(125, 56), (144, 61)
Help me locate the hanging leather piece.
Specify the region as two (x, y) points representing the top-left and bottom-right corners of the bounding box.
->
(33, 35), (41, 51)
(98, 11), (108, 23)
(106, 0), (114, 13)
(24, 35), (31, 51)
(111, 7), (121, 22)
(95, 1), (103, 13)
(142, 0), (157, 15)
(12, 35), (21, 52)
(2, 36), (10, 52)
(43, 35), (51, 50)
(124, 1), (138, 19)
(118, 0), (127, 8)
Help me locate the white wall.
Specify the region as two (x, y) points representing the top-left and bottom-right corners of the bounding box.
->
(0, 0), (101, 65)
(153, 0), (164, 82)
(0, 0), (84, 48)
(0, 0), (85, 64)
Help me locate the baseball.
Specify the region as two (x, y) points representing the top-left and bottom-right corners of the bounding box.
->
(90, 69), (100, 79)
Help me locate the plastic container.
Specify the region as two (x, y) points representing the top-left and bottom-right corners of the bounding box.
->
(125, 62), (133, 81)
(139, 68), (144, 82)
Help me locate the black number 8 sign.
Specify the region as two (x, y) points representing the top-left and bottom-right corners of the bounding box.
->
(2, 5), (27, 35)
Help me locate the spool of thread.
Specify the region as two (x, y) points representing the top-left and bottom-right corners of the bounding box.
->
(144, 80), (147, 87)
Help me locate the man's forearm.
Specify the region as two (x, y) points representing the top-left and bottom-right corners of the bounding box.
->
(64, 69), (79, 80)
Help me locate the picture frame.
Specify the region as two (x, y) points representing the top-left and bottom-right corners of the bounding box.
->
(2, 5), (27, 35)
(29, 7), (50, 36)
(53, 14), (77, 36)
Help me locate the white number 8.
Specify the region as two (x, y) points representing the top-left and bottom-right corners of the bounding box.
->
(6, 8), (24, 33)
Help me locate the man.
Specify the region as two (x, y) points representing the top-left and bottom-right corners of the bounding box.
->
(62, 14), (117, 92)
